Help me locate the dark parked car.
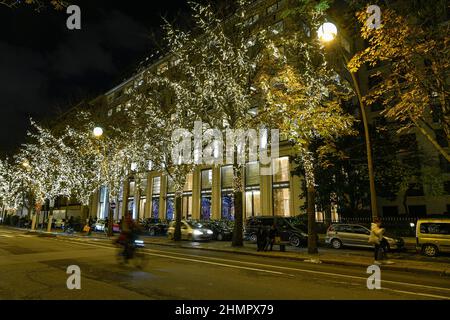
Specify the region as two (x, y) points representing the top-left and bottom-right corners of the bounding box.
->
(203, 221), (233, 241)
(142, 218), (169, 236)
(244, 216), (309, 247)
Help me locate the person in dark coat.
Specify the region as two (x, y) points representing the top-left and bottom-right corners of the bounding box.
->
(266, 224), (279, 251)
(256, 222), (267, 252)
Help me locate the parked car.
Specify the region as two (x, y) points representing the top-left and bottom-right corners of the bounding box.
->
(94, 219), (120, 233)
(416, 219), (450, 257)
(167, 220), (213, 241)
(325, 224), (404, 251)
(244, 216), (308, 247)
(54, 218), (65, 229)
(203, 221), (233, 241)
(143, 218), (169, 236)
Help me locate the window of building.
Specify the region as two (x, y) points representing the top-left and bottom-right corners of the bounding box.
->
(382, 206), (399, 217)
(408, 205), (427, 217)
(245, 190), (261, 218)
(399, 134), (418, 152)
(157, 62), (169, 75)
(151, 176), (161, 219)
(246, 162), (260, 186)
(368, 74), (382, 90)
(273, 157), (289, 183)
(201, 169), (213, 190)
(245, 14), (259, 26)
(183, 173), (193, 219)
(166, 176), (175, 221)
(270, 20), (284, 35)
(444, 181), (450, 195)
(273, 187), (290, 216)
(272, 157), (290, 216)
(201, 169), (213, 220)
(370, 101), (384, 112)
(221, 166), (234, 220)
(129, 180), (136, 196)
(439, 155), (450, 173)
(406, 183), (424, 197)
(435, 129), (448, 147)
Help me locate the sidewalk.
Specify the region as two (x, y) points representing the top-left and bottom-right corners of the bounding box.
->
(5, 226), (450, 276)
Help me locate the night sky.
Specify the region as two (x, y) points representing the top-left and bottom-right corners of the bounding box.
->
(0, 0), (192, 155)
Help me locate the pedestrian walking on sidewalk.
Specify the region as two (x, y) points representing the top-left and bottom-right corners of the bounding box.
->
(265, 224), (278, 251)
(369, 218), (394, 265)
(256, 222), (267, 252)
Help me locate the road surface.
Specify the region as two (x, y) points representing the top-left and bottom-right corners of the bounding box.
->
(0, 228), (449, 300)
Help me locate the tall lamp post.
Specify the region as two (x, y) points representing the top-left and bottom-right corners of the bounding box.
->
(93, 126), (114, 237)
(318, 22), (379, 219)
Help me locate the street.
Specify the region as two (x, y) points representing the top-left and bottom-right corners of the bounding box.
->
(1, 228), (450, 300)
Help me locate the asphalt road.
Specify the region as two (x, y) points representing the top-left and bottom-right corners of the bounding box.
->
(1, 228), (450, 300)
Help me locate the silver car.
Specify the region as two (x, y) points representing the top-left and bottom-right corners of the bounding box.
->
(167, 220), (213, 241)
(325, 224), (404, 250)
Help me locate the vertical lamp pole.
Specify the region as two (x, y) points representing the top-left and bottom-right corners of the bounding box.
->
(318, 22), (378, 219)
(93, 126), (114, 237)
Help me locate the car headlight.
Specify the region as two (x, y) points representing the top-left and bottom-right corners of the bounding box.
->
(207, 230), (213, 235)
(193, 230), (202, 236)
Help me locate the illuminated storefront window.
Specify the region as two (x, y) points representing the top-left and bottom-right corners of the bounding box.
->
(272, 157), (290, 217)
(221, 165), (234, 221)
(166, 177), (175, 221)
(245, 162), (261, 218)
(201, 169), (213, 220)
(182, 173), (193, 219)
(151, 176), (161, 219)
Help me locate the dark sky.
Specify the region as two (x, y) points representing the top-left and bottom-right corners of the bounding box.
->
(0, 0), (192, 155)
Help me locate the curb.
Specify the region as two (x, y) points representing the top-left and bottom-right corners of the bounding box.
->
(144, 240), (450, 277)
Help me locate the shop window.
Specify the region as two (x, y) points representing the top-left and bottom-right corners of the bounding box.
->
(151, 176), (161, 219)
(245, 189), (261, 218)
(273, 157), (290, 183)
(246, 162), (260, 186)
(273, 187), (290, 216)
(201, 169), (213, 220)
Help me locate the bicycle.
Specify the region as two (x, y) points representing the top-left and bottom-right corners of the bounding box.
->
(115, 237), (148, 269)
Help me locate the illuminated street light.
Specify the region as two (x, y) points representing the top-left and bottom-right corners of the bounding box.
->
(317, 22), (337, 42)
(93, 127), (104, 138)
(318, 22), (379, 219)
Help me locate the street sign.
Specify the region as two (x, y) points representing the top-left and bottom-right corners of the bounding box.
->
(110, 202), (116, 210)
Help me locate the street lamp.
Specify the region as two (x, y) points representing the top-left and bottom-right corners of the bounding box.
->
(93, 127), (104, 138)
(318, 22), (379, 219)
(93, 126), (113, 236)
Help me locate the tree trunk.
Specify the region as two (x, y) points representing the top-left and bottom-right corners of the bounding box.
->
(47, 207), (53, 232)
(232, 164), (243, 247)
(402, 193), (409, 216)
(307, 185), (318, 254)
(232, 190), (243, 247)
(174, 195), (182, 241)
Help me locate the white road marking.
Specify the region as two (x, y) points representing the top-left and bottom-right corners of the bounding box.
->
(144, 247), (450, 294)
(40, 237), (450, 298)
(382, 288), (450, 300)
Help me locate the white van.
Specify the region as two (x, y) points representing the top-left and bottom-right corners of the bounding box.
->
(416, 219), (450, 257)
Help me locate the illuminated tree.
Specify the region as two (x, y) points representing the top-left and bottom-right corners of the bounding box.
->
(348, 5), (450, 162)
(254, 1), (356, 254)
